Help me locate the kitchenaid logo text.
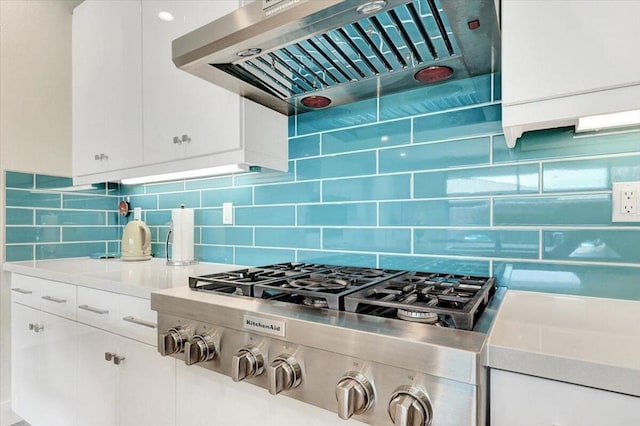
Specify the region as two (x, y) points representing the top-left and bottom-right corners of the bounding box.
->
(243, 315), (286, 337)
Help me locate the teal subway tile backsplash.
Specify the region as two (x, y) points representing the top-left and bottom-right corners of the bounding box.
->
(5, 73), (640, 300)
(379, 137), (490, 174)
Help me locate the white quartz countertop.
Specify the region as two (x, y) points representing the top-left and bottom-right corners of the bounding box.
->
(487, 290), (640, 397)
(3, 257), (244, 299)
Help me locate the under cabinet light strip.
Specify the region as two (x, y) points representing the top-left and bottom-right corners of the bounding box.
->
(576, 109), (640, 132)
(120, 164), (249, 185)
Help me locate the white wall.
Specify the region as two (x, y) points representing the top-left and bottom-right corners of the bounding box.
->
(0, 1), (79, 423)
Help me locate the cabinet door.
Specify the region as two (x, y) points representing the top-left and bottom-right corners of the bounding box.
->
(72, 0), (143, 177)
(118, 337), (175, 426)
(11, 304), (43, 426)
(141, 0), (241, 165)
(39, 311), (78, 426)
(77, 324), (119, 426)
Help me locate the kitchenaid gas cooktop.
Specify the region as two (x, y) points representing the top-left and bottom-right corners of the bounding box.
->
(152, 263), (502, 426)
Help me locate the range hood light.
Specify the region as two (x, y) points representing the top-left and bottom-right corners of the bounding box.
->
(356, 0), (387, 15)
(236, 48), (262, 57)
(414, 66), (454, 83)
(158, 11), (174, 22)
(576, 109), (640, 133)
(121, 164), (250, 185)
(301, 95), (331, 109)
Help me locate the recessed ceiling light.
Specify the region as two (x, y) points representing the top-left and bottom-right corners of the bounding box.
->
(356, 1), (387, 15)
(158, 11), (174, 22)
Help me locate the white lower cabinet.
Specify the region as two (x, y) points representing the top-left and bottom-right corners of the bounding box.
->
(491, 369), (640, 426)
(11, 303), (77, 426)
(77, 324), (175, 426)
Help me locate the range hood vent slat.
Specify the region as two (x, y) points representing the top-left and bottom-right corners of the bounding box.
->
(335, 28), (380, 76)
(406, 2), (438, 59)
(426, 0), (454, 56)
(351, 21), (394, 72)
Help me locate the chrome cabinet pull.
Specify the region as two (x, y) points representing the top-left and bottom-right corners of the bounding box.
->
(122, 316), (157, 329)
(42, 295), (67, 304)
(11, 288), (33, 294)
(105, 352), (114, 362)
(94, 153), (108, 161)
(78, 304), (109, 315)
(113, 355), (125, 365)
(28, 323), (44, 333)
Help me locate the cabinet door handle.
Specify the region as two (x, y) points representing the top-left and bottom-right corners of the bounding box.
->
(173, 136), (181, 144)
(28, 323), (44, 333)
(105, 352), (114, 362)
(122, 316), (157, 329)
(94, 153), (109, 161)
(11, 288), (33, 294)
(181, 134), (191, 143)
(78, 304), (109, 315)
(113, 355), (125, 365)
(42, 295), (67, 304)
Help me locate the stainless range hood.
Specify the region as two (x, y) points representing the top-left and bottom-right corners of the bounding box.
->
(173, 0), (500, 115)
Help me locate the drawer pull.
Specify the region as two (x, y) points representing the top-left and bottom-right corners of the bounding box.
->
(42, 295), (67, 304)
(122, 316), (157, 329)
(12, 288), (33, 295)
(78, 304), (109, 315)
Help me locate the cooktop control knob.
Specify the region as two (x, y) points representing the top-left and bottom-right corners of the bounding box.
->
(232, 346), (264, 382)
(184, 335), (216, 366)
(335, 372), (374, 420)
(267, 354), (302, 395)
(388, 386), (433, 426)
(159, 326), (189, 356)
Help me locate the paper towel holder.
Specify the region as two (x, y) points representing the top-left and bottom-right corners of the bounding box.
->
(165, 205), (198, 266)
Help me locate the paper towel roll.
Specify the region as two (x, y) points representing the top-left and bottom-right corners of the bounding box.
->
(171, 207), (194, 262)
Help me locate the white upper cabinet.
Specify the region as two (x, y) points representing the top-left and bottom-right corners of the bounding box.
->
(72, 0), (143, 177)
(141, 1), (240, 165)
(501, 0), (640, 147)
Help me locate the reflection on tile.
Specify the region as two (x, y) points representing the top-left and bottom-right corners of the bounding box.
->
(202, 227), (253, 246)
(379, 137), (490, 174)
(324, 228), (411, 253)
(185, 176), (233, 191)
(254, 182), (319, 205)
(255, 228), (320, 249)
(494, 194), (612, 226)
(322, 120), (411, 154)
(7, 189), (60, 208)
(235, 247), (295, 266)
(494, 261), (640, 300)
(493, 72), (502, 101)
(494, 128), (640, 163)
(543, 229), (640, 264)
(296, 251), (377, 268)
(119, 184), (145, 195)
(128, 194), (158, 210)
(414, 229), (539, 259)
(6, 245), (34, 262)
(379, 255), (490, 276)
(196, 208), (222, 226)
(62, 227), (118, 242)
(296, 98), (377, 135)
(235, 206), (295, 225)
(323, 175), (410, 202)
(202, 187), (252, 207)
(6, 227), (60, 244)
(413, 104), (502, 143)
(35, 174), (73, 189)
(159, 191), (200, 209)
(234, 162), (295, 186)
(5, 171), (34, 189)
(145, 210), (172, 226)
(196, 245), (234, 264)
(289, 134), (320, 159)
(380, 200), (490, 226)
(296, 151), (376, 180)
(6, 208), (34, 225)
(63, 195), (116, 210)
(288, 115), (296, 138)
(543, 155), (640, 193)
(298, 203), (377, 226)
(145, 182), (184, 194)
(36, 210), (105, 226)
(36, 242), (105, 260)
(415, 164), (539, 198)
(379, 74), (492, 120)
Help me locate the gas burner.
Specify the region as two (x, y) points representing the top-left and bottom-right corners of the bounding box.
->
(286, 277), (350, 291)
(303, 297), (329, 309)
(396, 309), (440, 324)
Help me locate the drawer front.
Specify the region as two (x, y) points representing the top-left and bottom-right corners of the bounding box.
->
(39, 280), (77, 320)
(10, 275), (43, 308)
(118, 294), (157, 345)
(77, 287), (120, 332)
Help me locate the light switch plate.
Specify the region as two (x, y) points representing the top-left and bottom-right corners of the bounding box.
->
(612, 181), (640, 222)
(222, 202), (233, 225)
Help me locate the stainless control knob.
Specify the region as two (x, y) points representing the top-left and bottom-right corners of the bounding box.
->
(335, 372), (374, 420)
(267, 354), (302, 395)
(232, 346), (264, 382)
(184, 335), (216, 366)
(159, 326), (189, 356)
(388, 386), (433, 426)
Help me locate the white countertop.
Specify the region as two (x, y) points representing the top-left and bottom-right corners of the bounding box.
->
(3, 257), (243, 299)
(487, 290), (640, 397)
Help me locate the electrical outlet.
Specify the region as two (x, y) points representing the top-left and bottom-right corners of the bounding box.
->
(612, 182), (640, 222)
(222, 202), (233, 225)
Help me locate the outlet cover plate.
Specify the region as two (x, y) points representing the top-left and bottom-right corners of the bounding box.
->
(612, 181), (640, 222)
(222, 202), (233, 225)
